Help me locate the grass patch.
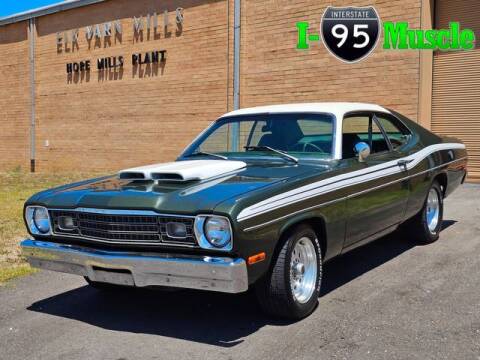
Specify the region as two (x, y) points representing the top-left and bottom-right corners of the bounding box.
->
(0, 170), (103, 282)
(0, 264), (37, 285)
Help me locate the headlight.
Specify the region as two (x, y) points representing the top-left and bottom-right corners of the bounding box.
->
(204, 217), (231, 248)
(25, 206), (51, 235)
(194, 215), (232, 251)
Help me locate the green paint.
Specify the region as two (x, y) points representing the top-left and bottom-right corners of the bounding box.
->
(296, 19), (474, 54)
(296, 21), (310, 49)
(383, 21), (475, 51)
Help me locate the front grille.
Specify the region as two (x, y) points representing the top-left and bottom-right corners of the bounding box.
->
(49, 209), (197, 247)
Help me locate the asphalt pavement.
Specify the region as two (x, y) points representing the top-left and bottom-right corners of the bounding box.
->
(1, 184), (479, 360)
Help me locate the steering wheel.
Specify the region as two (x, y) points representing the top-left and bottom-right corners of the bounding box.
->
(390, 138), (403, 147)
(302, 142), (324, 153)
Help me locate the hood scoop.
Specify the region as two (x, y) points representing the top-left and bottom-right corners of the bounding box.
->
(118, 160), (246, 182)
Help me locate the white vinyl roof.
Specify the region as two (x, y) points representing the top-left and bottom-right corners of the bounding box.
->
(220, 102), (391, 160)
(221, 102), (390, 119)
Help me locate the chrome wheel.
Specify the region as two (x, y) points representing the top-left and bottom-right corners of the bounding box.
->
(426, 188), (440, 233)
(290, 237), (317, 304)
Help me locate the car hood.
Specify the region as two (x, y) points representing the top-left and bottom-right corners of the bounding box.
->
(28, 161), (334, 215)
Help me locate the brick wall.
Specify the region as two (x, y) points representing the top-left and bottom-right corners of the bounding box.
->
(33, 0), (229, 172)
(0, 21), (30, 171)
(0, 0), (424, 173)
(240, 0), (422, 120)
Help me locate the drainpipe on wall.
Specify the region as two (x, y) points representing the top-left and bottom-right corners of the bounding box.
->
(29, 18), (36, 172)
(233, 0), (241, 111)
(231, 0), (241, 150)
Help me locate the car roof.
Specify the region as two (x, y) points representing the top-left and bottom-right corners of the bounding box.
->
(220, 102), (391, 119)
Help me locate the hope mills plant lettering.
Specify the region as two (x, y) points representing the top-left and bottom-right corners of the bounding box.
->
(66, 50), (168, 74)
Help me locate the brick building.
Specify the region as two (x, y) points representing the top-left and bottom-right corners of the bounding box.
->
(0, 0), (478, 181)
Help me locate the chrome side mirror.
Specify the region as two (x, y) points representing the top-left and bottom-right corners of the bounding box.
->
(354, 142), (370, 162)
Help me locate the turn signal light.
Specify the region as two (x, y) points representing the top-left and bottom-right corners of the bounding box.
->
(248, 252), (266, 265)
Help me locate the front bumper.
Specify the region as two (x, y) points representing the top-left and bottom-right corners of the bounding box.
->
(21, 239), (248, 293)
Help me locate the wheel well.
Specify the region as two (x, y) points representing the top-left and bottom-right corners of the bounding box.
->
(279, 217), (327, 259)
(434, 172), (448, 197)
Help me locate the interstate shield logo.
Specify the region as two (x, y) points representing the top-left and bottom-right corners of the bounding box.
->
(321, 6), (380, 63)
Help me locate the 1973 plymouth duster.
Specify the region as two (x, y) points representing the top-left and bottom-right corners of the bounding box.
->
(21, 103), (467, 319)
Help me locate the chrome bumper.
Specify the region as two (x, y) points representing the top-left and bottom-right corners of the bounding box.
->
(21, 239), (248, 293)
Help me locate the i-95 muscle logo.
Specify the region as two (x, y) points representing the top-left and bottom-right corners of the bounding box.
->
(296, 5), (476, 63)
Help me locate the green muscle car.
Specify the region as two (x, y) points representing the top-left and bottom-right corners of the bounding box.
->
(21, 103), (468, 319)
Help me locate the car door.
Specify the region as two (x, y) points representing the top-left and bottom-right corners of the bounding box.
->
(342, 112), (411, 249)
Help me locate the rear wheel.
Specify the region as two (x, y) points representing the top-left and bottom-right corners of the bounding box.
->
(255, 224), (322, 319)
(405, 181), (443, 244)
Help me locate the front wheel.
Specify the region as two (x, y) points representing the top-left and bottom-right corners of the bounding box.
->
(405, 181), (444, 244)
(255, 224), (322, 319)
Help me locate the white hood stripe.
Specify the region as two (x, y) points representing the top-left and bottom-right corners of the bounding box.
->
(237, 143), (466, 221)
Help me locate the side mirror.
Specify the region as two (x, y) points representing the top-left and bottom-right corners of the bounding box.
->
(354, 142), (370, 162)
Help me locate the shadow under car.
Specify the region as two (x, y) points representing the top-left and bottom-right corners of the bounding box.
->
(27, 220), (456, 347)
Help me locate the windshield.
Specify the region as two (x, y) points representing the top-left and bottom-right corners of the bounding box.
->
(181, 113), (335, 161)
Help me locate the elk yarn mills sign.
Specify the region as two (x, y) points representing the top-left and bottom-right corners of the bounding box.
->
(59, 7), (184, 79)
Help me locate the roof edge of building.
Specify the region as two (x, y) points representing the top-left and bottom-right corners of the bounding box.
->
(0, 0), (106, 26)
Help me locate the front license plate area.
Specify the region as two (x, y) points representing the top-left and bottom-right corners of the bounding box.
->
(90, 266), (135, 286)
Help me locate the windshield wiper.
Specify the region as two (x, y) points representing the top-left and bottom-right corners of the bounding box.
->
(185, 151), (228, 160)
(244, 146), (298, 164)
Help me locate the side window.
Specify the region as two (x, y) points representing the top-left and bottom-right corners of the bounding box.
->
(375, 114), (411, 149)
(342, 115), (389, 159)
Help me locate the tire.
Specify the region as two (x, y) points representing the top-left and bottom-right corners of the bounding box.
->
(404, 181), (444, 244)
(255, 224), (322, 319)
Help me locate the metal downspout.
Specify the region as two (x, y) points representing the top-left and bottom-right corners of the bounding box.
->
(233, 0), (241, 110)
(231, 0), (241, 150)
(29, 18), (36, 172)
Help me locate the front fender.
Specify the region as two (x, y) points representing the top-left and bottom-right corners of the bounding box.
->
(235, 196), (347, 285)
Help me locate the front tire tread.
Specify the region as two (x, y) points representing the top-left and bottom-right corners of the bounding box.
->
(255, 224), (321, 319)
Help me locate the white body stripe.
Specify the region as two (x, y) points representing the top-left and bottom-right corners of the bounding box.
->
(237, 143), (465, 222)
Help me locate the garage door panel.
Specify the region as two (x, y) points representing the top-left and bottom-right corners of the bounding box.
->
(435, 0), (480, 38)
(432, 0), (480, 182)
